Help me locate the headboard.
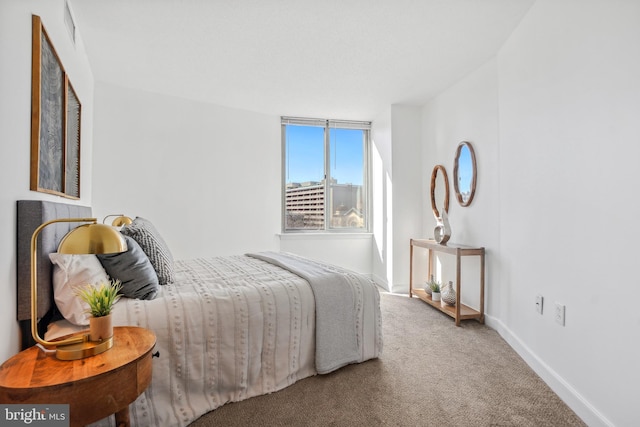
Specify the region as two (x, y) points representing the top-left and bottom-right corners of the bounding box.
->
(16, 200), (92, 349)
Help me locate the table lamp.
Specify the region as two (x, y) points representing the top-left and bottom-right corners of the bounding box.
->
(31, 218), (126, 360)
(103, 214), (133, 227)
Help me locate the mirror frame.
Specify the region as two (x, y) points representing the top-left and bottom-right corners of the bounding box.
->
(430, 164), (450, 219)
(453, 141), (477, 207)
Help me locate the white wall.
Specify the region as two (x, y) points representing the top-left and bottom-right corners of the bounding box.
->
(422, 1), (640, 425)
(0, 0), (94, 362)
(92, 83), (282, 259)
(370, 106), (423, 292)
(390, 106), (424, 291)
(279, 233), (372, 273)
(421, 59), (500, 313)
(371, 107), (393, 288)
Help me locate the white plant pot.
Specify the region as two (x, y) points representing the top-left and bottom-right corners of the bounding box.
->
(431, 292), (441, 302)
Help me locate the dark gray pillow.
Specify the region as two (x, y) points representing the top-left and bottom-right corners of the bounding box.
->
(121, 217), (175, 285)
(97, 235), (159, 300)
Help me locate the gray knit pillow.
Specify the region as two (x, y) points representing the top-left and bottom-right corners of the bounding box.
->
(121, 217), (175, 285)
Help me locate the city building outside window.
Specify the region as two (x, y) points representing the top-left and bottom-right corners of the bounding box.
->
(282, 117), (371, 232)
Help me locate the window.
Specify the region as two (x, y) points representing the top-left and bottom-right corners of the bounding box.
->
(282, 117), (371, 232)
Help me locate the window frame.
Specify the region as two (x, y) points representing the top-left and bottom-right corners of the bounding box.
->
(281, 117), (372, 233)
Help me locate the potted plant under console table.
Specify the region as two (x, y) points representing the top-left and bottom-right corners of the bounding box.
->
(409, 239), (485, 326)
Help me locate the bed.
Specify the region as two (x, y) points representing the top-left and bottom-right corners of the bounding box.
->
(16, 200), (383, 427)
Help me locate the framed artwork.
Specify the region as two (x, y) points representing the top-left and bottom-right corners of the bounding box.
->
(30, 15), (81, 199)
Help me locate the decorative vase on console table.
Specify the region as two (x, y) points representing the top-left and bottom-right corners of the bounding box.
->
(424, 274), (436, 296)
(441, 281), (456, 307)
(434, 210), (451, 245)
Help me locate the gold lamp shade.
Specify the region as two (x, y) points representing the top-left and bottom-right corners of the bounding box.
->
(58, 223), (127, 255)
(31, 218), (126, 360)
(103, 214), (133, 227)
(112, 216), (132, 227)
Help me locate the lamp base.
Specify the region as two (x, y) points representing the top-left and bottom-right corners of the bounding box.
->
(55, 336), (114, 360)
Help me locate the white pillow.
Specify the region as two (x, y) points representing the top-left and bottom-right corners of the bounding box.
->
(49, 253), (110, 326)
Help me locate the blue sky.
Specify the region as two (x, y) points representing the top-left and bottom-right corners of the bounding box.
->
(285, 125), (364, 185)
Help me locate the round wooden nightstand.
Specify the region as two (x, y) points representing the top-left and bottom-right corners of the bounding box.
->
(0, 326), (156, 427)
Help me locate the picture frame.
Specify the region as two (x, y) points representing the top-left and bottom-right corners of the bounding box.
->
(30, 15), (81, 199)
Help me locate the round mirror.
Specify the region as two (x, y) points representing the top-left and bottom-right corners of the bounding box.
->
(430, 165), (449, 219)
(453, 141), (477, 207)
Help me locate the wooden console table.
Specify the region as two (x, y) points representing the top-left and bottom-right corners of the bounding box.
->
(410, 239), (485, 326)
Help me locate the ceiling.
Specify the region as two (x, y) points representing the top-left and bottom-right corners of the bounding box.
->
(69, 0), (534, 121)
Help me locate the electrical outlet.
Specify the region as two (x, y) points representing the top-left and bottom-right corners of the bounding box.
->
(535, 295), (544, 314)
(555, 302), (565, 326)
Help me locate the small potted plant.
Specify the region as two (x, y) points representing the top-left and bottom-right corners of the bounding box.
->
(76, 280), (122, 342)
(429, 280), (441, 302)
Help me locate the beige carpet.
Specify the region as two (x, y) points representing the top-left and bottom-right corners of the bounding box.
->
(189, 292), (586, 426)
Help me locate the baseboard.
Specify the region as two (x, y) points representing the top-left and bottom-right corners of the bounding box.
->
(370, 273), (392, 292)
(485, 315), (613, 427)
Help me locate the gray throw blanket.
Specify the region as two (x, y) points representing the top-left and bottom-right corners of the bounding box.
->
(247, 251), (359, 374)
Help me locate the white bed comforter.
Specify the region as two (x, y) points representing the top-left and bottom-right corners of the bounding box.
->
(80, 254), (382, 427)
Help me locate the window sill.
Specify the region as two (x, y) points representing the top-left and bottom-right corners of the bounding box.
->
(277, 232), (373, 241)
